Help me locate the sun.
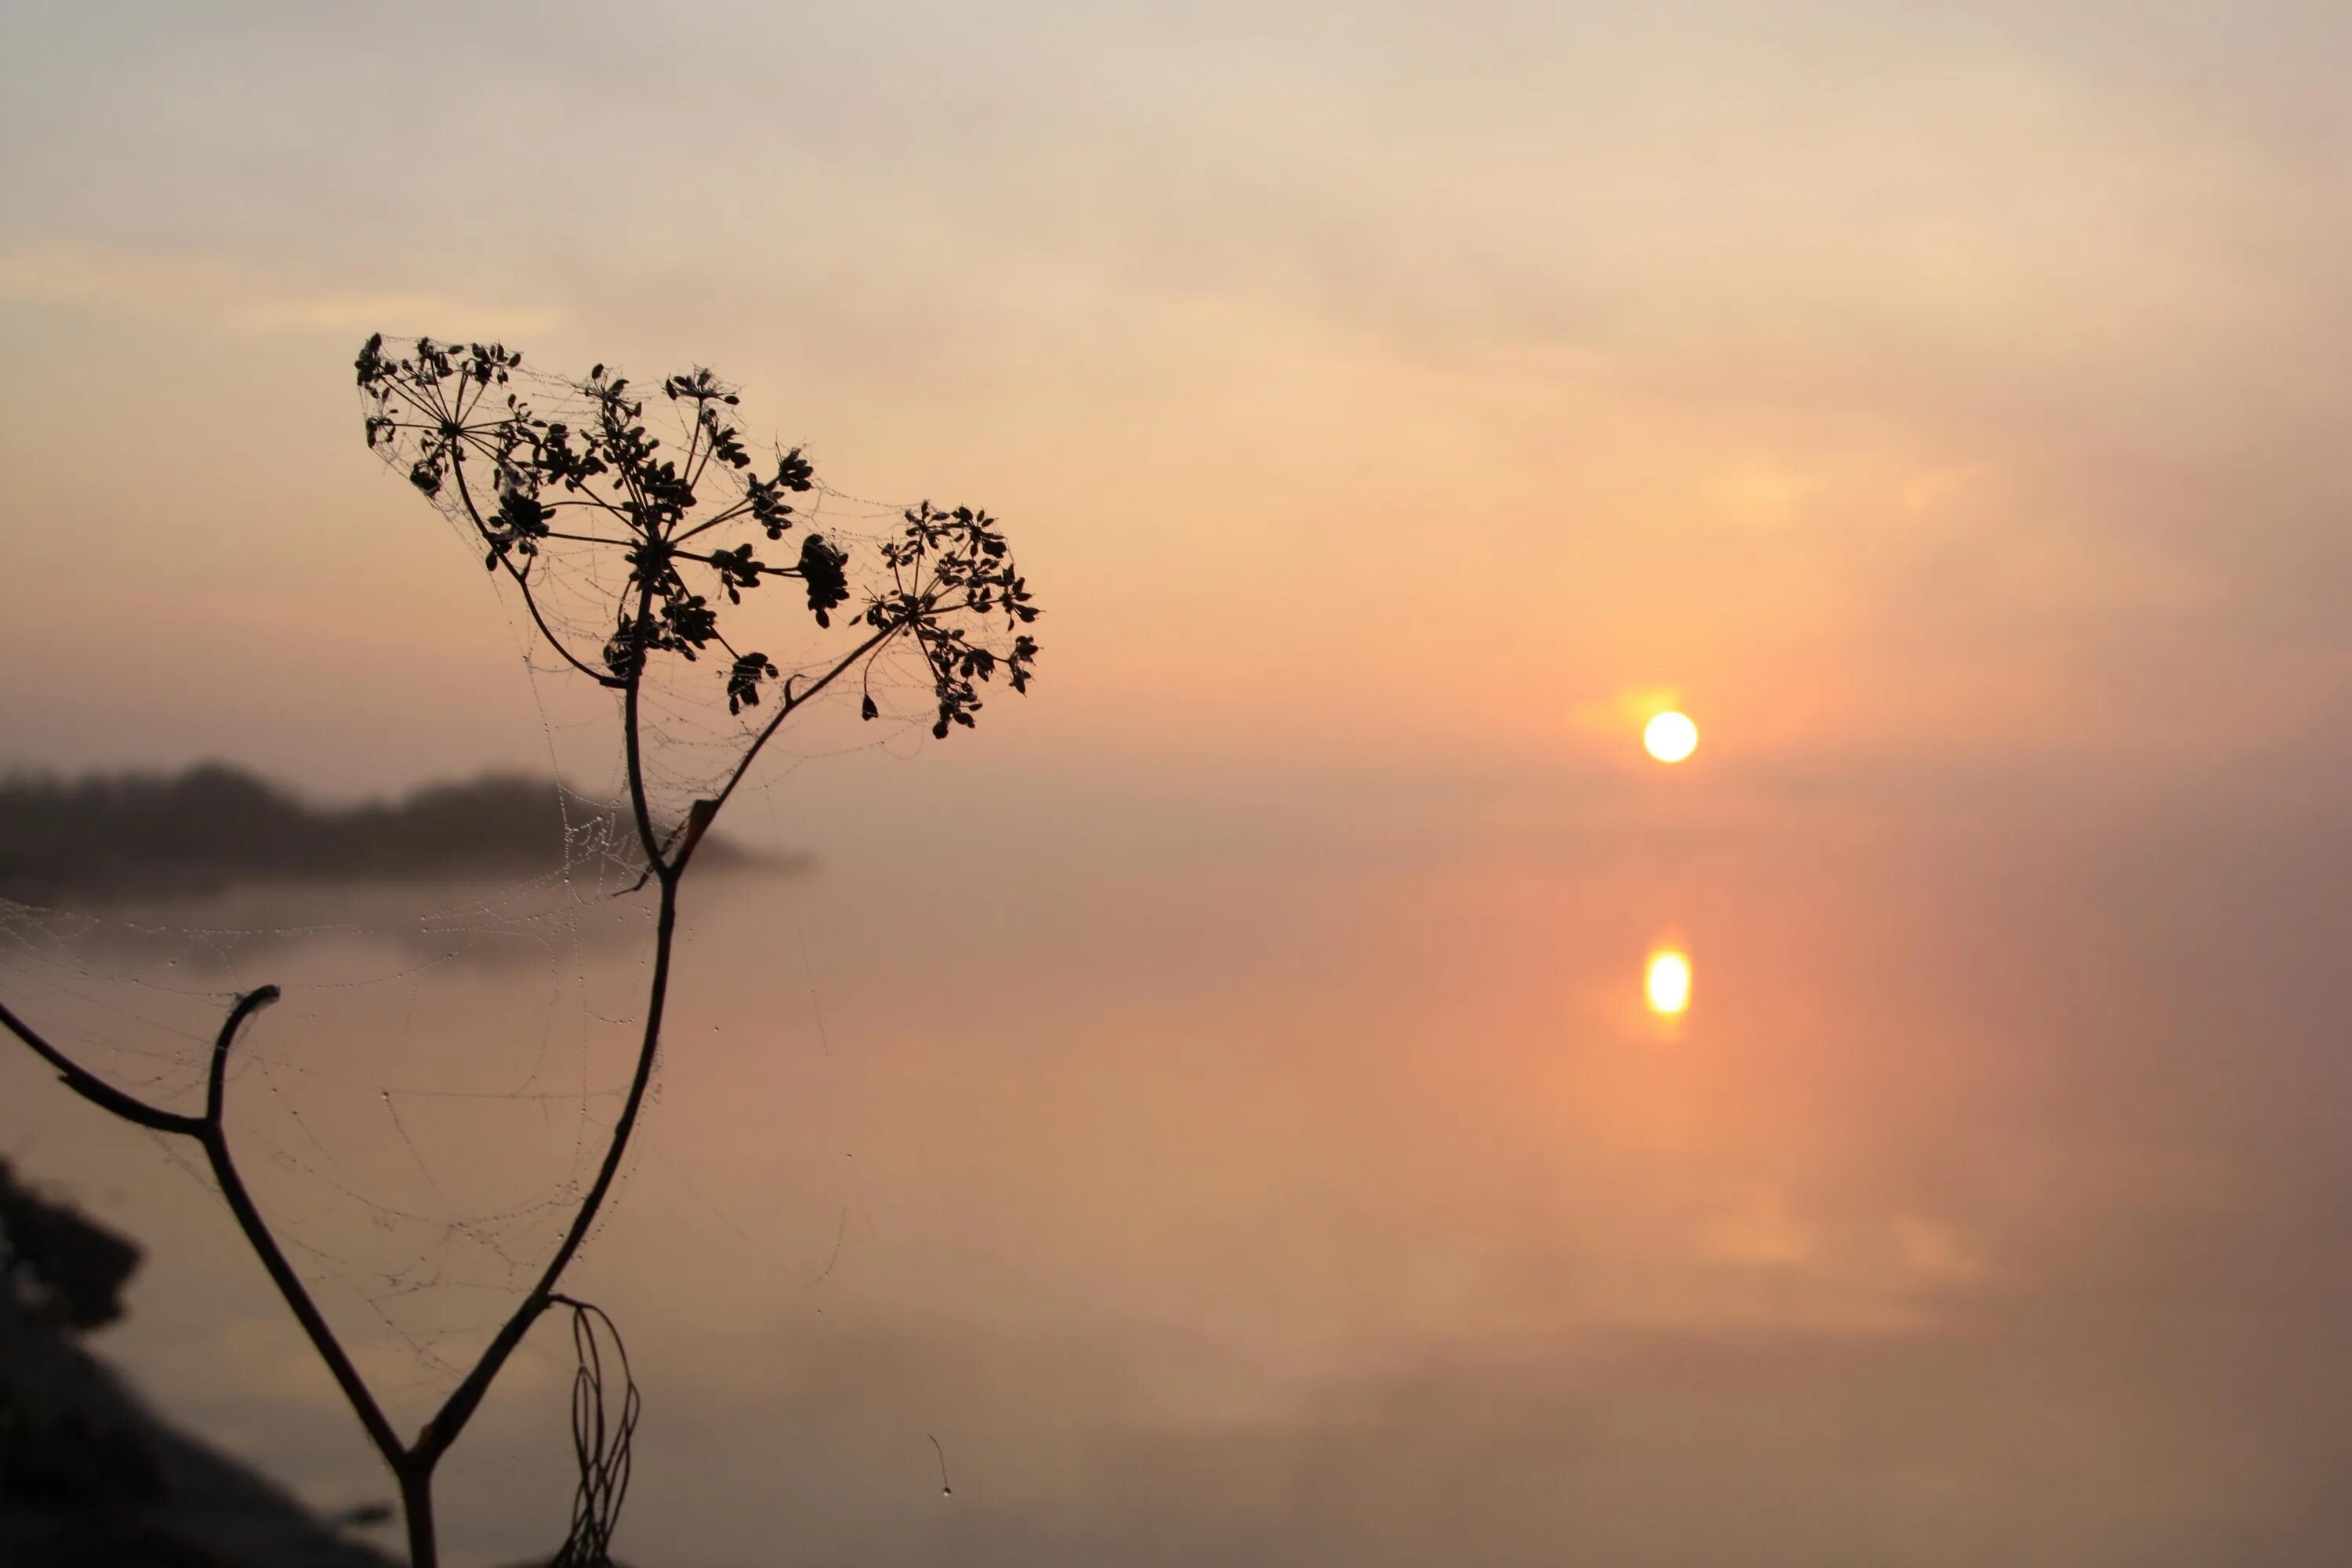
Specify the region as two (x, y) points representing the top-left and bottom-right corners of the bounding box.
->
(1645, 949), (1693, 1015)
(1643, 710), (1698, 763)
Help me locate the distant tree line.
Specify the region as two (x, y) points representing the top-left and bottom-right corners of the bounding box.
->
(0, 765), (766, 903)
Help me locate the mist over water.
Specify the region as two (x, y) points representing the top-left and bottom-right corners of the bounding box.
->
(8, 747), (2348, 1567)
(7, 4), (2352, 1562)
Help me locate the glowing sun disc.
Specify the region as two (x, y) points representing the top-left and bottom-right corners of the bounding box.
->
(1644, 710), (1699, 763)
(1646, 950), (1693, 1014)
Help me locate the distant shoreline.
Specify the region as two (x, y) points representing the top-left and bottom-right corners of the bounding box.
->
(0, 764), (798, 904)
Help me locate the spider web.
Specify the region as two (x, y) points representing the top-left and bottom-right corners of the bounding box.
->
(0, 347), (955, 1430)
(361, 347), (982, 837)
(1, 834), (651, 1413)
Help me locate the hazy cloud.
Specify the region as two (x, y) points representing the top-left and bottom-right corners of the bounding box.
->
(0, 242), (563, 337)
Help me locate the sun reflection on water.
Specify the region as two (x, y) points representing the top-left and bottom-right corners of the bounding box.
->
(1646, 948), (1693, 1015)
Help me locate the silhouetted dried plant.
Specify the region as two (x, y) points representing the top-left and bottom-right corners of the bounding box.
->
(1, 335), (1044, 1567)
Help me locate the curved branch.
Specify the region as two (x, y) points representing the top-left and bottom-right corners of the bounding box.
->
(619, 589), (664, 877)
(193, 986), (410, 1470)
(415, 615), (884, 1468)
(507, 564), (627, 689)
(450, 454), (626, 690)
(0, 997), (203, 1136)
(668, 497), (754, 545)
(415, 878), (681, 1467)
(204, 985), (280, 1123)
(689, 624), (896, 858)
(5, 984), (409, 1472)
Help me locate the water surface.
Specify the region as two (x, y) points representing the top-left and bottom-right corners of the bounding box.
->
(5, 757), (2347, 1566)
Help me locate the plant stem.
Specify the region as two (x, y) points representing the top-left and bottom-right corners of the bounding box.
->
(3, 987), (424, 1544)
(415, 864), (681, 1471)
(400, 1465), (439, 1568)
(0, 544), (880, 1559)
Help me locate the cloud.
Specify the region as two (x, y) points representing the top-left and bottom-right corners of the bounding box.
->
(231, 291), (563, 337)
(1697, 1184), (1815, 1268)
(1892, 1214), (1988, 1287)
(0, 242), (562, 338)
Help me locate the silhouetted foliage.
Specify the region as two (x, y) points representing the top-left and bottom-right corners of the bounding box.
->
(0, 334), (1045, 1568)
(354, 335), (1038, 739)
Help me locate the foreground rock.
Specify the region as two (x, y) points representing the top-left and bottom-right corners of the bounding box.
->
(0, 1160), (397, 1567)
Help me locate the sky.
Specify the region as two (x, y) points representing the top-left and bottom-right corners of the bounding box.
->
(4, 0), (2349, 800)
(5, 5), (2352, 1566)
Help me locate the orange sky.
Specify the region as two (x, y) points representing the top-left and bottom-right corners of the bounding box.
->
(3, 2), (2348, 803)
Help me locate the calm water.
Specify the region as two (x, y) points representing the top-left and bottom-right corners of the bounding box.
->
(5, 757), (2349, 1566)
